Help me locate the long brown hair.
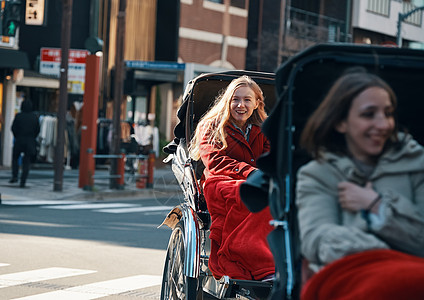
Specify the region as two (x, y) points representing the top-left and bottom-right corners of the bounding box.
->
(190, 75), (267, 160)
(300, 70), (398, 159)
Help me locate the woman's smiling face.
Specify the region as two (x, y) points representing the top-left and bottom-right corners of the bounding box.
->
(230, 86), (258, 129)
(336, 86), (395, 164)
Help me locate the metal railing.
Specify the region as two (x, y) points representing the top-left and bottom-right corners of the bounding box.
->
(92, 154), (124, 179)
(287, 6), (348, 43)
(79, 152), (155, 190)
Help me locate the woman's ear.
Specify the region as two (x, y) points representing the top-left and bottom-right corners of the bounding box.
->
(335, 121), (346, 133)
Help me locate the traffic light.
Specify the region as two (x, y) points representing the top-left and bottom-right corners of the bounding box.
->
(2, 0), (22, 37)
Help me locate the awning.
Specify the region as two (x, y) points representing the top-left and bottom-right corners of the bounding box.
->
(0, 48), (30, 69)
(17, 70), (59, 89)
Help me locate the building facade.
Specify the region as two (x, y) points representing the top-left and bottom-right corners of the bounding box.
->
(352, 0), (424, 47)
(1, 0), (91, 167)
(179, 0), (249, 69)
(246, 0), (424, 72)
(2, 0), (423, 167)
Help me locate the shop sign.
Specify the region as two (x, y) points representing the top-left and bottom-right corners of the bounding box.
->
(40, 47), (89, 94)
(25, 0), (46, 26)
(0, 35), (16, 48)
(125, 61), (185, 70)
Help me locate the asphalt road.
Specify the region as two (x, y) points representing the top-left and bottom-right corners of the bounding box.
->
(0, 196), (182, 299)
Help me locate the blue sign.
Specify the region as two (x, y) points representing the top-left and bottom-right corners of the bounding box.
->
(125, 61), (185, 70)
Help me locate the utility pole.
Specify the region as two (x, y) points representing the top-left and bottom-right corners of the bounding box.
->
(345, 0), (352, 42)
(54, 0), (73, 192)
(396, 6), (424, 47)
(109, 0), (126, 189)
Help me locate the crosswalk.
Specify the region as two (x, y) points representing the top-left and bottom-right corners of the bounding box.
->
(0, 264), (162, 299)
(1, 200), (174, 215)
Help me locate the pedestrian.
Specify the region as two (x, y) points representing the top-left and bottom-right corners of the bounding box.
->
(189, 75), (275, 281)
(10, 99), (40, 188)
(296, 69), (424, 299)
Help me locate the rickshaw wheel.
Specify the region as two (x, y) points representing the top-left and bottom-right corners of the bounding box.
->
(160, 221), (200, 300)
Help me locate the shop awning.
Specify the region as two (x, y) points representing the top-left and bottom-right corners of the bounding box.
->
(18, 70), (59, 89)
(0, 48), (30, 69)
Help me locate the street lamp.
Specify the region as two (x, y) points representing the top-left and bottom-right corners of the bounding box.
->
(396, 6), (424, 47)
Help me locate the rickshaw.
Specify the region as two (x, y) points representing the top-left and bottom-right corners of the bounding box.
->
(160, 43), (424, 300)
(160, 70), (277, 300)
(241, 43), (424, 299)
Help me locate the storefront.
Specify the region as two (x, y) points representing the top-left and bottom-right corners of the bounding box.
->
(0, 47), (30, 166)
(118, 61), (227, 157)
(121, 61), (226, 139)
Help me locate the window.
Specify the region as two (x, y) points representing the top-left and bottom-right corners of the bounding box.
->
(230, 0), (246, 9)
(205, 0), (223, 4)
(204, 0), (246, 7)
(403, 1), (422, 26)
(367, 0), (390, 16)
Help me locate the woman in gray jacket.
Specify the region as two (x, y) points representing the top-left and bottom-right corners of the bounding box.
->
(297, 70), (424, 299)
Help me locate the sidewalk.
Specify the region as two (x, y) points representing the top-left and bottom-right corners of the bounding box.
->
(0, 163), (182, 204)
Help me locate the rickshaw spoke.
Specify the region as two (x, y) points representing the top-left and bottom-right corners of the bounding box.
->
(167, 228), (187, 299)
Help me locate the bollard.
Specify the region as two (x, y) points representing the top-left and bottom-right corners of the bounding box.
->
(78, 54), (101, 189)
(147, 151), (155, 188)
(136, 158), (147, 189)
(116, 153), (125, 189)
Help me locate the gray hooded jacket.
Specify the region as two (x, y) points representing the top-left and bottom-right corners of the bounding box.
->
(296, 133), (424, 271)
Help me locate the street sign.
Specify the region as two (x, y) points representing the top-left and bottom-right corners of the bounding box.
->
(40, 47), (90, 94)
(25, 0), (45, 25)
(0, 0), (17, 47)
(1, 0), (22, 37)
(125, 61), (185, 70)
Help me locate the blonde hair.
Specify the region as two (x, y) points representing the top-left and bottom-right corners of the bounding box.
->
(189, 75), (267, 160)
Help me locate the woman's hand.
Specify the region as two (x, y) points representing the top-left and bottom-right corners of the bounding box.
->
(338, 181), (380, 213)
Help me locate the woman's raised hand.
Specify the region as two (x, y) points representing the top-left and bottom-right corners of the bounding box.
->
(338, 181), (379, 213)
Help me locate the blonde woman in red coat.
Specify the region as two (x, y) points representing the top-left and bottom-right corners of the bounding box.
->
(190, 76), (275, 281)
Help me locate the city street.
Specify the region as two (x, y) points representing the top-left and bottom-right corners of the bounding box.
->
(0, 195), (182, 299)
(1, 1), (424, 299)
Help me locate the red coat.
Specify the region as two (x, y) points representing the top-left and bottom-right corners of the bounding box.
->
(200, 123), (275, 280)
(200, 123), (270, 180)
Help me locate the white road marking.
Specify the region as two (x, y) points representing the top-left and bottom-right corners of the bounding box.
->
(0, 220), (74, 227)
(41, 203), (138, 210)
(0, 267), (96, 289)
(13, 274), (162, 299)
(0, 263), (10, 267)
(1, 200), (81, 206)
(96, 206), (174, 214)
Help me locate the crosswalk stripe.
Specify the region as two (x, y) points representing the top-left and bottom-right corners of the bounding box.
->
(0, 267), (96, 289)
(0, 219), (74, 227)
(41, 203), (138, 210)
(13, 275), (162, 300)
(1, 200), (82, 206)
(96, 206), (174, 214)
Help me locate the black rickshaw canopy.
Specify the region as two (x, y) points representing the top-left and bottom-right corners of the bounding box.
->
(249, 43), (424, 299)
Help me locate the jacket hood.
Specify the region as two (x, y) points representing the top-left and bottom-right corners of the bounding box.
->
(21, 100), (33, 113)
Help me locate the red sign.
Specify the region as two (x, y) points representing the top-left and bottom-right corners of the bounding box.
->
(40, 47), (90, 94)
(40, 48), (89, 64)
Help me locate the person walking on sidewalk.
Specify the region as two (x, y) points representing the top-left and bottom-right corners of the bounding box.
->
(10, 100), (40, 188)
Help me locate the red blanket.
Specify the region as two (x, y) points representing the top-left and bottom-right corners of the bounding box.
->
(302, 249), (424, 300)
(203, 175), (275, 280)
